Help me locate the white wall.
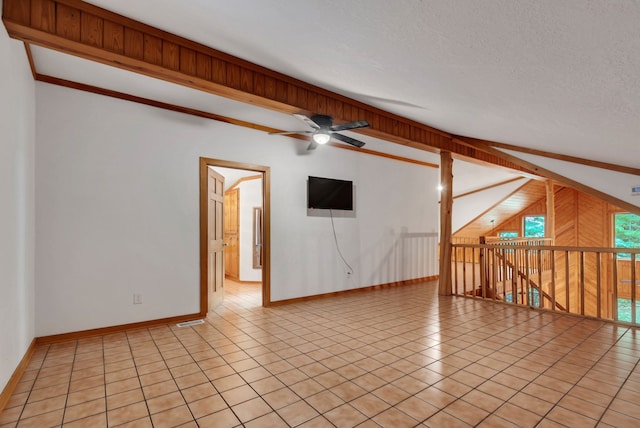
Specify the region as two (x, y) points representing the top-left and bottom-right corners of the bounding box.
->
(237, 178), (262, 282)
(0, 18), (36, 391)
(35, 83), (440, 335)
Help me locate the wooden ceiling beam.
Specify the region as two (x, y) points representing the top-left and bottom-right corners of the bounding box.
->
(35, 73), (441, 170)
(453, 177), (526, 200)
(3, 0), (525, 170)
(454, 136), (640, 216)
(461, 136), (640, 176)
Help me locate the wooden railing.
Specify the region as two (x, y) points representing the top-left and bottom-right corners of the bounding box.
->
(451, 242), (640, 324)
(452, 236), (554, 264)
(452, 236), (482, 263)
(485, 236), (554, 245)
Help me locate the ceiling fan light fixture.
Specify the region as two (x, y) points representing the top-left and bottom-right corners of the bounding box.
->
(312, 130), (331, 145)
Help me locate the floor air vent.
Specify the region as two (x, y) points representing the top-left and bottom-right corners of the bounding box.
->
(176, 319), (205, 328)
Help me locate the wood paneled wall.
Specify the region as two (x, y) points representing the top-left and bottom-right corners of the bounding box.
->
(491, 187), (618, 247)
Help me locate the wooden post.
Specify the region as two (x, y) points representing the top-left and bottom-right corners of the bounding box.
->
(545, 180), (555, 240)
(439, 152), (453, 295)
(479, 235), (487, 297)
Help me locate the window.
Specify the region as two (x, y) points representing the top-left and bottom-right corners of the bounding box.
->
(524, 215), (545, 238)
(614, 213), (640, 322)
(617, 299), (640, 323)
(614, 212), (640, 259)
(499, 231), (518, 239)
(505, 288), (539, 306)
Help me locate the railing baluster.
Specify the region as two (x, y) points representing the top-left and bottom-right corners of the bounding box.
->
(502, 247), (508, 301)
(565, 251), (570, 313)
(523, 248), (528, 305)
(632, 253), (637, 324)
(537, 249), (543, 309)
(524, 248), (531, 306)
(472, 247), (476, 299)
(613, 252), (618, 322)
(450, 244), (639, 326)
(462, 247), (467, 297)
(580, 251), (585, 316)
(492, 247), (497, 300)
(479, 239), (486, 299)
(596, 252), (601, 319)
(513, 247), (519, 305)
(551, 249), (556, 311)
(454, 243), (459, 296)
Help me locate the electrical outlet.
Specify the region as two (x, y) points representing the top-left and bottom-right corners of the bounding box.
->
(133, 293), (142, 304)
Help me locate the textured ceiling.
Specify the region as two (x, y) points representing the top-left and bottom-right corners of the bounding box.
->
(13, 0), (640, 210)
(82, 0), (640, 169)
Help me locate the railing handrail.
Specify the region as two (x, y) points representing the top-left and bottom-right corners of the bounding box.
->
(452, 236), (481, 244)
(485, 237), (554, 245)
(453, 243), (640, 254)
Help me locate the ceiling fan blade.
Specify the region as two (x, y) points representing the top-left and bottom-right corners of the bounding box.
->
(332, 132), (366, 148)
(331, 120), (369, 132)
(268, 130), (313, 135)
(309, 114), (333, 129)
(307, 141), (319, 150)
(293, 114), (320, 130)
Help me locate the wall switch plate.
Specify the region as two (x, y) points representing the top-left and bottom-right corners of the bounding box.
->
(133, 293), (142, 304)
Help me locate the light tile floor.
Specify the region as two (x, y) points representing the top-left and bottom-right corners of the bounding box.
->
(2, 280), (640, 427)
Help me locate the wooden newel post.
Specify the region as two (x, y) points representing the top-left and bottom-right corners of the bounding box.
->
(439, 152), (453, 295)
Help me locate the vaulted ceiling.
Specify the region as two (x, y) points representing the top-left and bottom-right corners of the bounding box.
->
(3, 0), (639, 213)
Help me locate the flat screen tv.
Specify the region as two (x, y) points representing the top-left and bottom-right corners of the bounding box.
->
(307, 176), (353, 210)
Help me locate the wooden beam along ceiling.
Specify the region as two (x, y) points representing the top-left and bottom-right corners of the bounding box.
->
(5, 0), (638, 215)
(2, 0), (524, 171)
(457, 135), (640, 177)
(34, 73), (440, 169)
(454, 136), (640, 216)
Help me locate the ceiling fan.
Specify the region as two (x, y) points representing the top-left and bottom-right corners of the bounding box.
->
(270, 114), (369, 150)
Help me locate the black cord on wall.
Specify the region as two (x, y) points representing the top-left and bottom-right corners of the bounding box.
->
(329, 209), (354, 275)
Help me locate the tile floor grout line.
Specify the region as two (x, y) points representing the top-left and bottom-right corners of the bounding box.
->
(493, 318), (631, 426)
(594, 332), (640, 426)
(219, 288), (636, 428)
(188, 315), (288, 426)
(281, 294), (546, 425)
(6, 282), (640, 427)
(124, 328), (157, 428)
(58, 339), (78, 426)
(205, 289), (441, 426)
(169, 320), (251, 426)
(529, 321), (634, 425)
(424, 309), (598, 426)
(13, 342), (53, 425)
(415, 307), (556, 426)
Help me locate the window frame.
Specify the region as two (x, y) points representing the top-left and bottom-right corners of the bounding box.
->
(523, 215), (546, 238)
(613, 212), (640, 260)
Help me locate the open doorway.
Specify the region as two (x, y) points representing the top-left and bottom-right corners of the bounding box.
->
(199, 158), (270, 312)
